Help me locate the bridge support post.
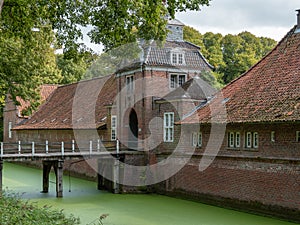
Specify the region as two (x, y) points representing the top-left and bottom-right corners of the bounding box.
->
(113, 158), (120, 194)
(42, 161), (52, 193)
(0, 160), (3, 197)
(55, 160), (64, 198)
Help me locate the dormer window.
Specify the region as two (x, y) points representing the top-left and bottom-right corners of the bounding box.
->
(171, 52), (185, 65)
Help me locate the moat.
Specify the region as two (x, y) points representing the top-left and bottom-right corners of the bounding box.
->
(2, 162), (297, 225)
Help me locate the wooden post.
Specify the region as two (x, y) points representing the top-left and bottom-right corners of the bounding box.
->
(42, 161), (52, 193)
(72, 140), (75, 153)
(113, 158), (120, 194)
(89, 140), (93, 155)
(116, 139), (120, 155)
(45, 140), (49, 154)
(0, 160), (3, 197)
(55, 160), (64, 197)
(32, 142), (35, 156)
(0, 142), (3, 158)
(97, 139), (100, 152)
(61, 142), (64, 156)
(18, 141), (21, 154)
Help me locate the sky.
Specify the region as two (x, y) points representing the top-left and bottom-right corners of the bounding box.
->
(176, 0), (299, 41)
(82, 0), (299, 52)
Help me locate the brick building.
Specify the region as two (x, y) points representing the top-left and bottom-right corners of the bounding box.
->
(154, 12), (300, 221)
(3, 13), (300, 222)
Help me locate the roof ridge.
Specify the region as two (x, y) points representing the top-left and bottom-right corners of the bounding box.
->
(56, 74), (114, 89)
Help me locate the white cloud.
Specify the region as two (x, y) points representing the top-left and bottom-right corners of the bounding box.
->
(176, 0), (299, 41)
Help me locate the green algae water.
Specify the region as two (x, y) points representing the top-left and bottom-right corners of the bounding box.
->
(2, 162), (298, 225)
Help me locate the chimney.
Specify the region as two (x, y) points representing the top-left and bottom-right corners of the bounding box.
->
(296, 9), (300, 29)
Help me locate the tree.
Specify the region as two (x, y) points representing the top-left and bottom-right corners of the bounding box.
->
(183, 27), (277, 85)
(0, 0), (212, 105)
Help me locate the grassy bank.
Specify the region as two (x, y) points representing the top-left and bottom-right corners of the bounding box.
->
(0, 191), (80, 225)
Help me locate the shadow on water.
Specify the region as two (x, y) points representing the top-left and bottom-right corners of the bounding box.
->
(2, 162), (298, 225)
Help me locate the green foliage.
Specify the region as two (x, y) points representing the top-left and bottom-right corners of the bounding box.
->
(183, 26), (277, 84)
(0, 191), (80, 225)
(0, 0), (212, 107)
(85, 42), (142, 79)
(87, 0), (211, 50)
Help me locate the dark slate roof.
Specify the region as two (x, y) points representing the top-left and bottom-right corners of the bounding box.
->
(157, 76), (217, 102)
(14, 75), (117, 130)
(117, 40), (213, 73)
(168, 18), (185, 26)
(181, 26), (300, 124)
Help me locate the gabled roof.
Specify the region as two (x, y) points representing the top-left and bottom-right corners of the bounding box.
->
(14, 75), (117, 130)
(157, 76), (217, 102)
(16, 84), (58, 117)
(181, 26), (300, 124)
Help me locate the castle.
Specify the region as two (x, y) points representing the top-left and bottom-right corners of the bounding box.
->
(3, 12), (300, 222)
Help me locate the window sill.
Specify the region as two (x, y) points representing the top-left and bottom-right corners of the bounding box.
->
(227, 148), (259, 152)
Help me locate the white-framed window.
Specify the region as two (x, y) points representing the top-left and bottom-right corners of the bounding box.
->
(246, 132), (252, 148)
(253, 132), (259, 148)
(296, 131), (300, 142)
(171, 52), (185, 65)
(228, 132), (240, 148)
(164, 112), (174, 142)
(245, 132), (259, 149)
(126, 75), (134, 94)
(8, 121), (12, 139)
(111, 116), (117, 141)
(169, 74), (186, 89)
(271, 131), (275, 142)
(228, 132), (235, 148)
(235, 132), (241, 147)
(192, 132), (202, 147)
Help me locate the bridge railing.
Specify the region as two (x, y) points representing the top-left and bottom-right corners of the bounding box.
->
(0, 140), (118, 158)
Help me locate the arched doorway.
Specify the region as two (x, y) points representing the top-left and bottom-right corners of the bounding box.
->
(129, 109), (138, 150)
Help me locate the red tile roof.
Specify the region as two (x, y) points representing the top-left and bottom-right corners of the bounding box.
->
(16, 85), (58, 117)
(15, 75), (117, 130)
(181, 26), (300, 124)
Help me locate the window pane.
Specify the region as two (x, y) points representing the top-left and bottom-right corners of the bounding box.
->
(229, 132), (234, 147)
(178, 53), (183, 64)
(192, 133), (197, 146)
(165, 114), (169, 126)
(170, 113), (174, 126)
(253, 132), (258, 148)
(169, 128), (173, 141)
(172, 53), (177, 64)
(198, 132), (202, 147)
(178, 75), (186, 86)
(111, 116), (116, 128)
(111, 129), (116, 140)
(165, 128), (169, 141)
(246, 132), (252, 148)
(235, 132), (240, 147)
(170, 75), (177, 88)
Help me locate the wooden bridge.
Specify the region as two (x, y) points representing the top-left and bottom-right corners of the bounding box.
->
(0, 140), (122, 197)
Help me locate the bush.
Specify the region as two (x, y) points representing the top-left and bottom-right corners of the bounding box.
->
(0, 191), (80, 225)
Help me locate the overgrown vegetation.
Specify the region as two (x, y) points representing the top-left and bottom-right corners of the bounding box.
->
(0, 191), (80, 225)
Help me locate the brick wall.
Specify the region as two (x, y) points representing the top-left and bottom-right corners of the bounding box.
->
(151, 122), (300, 221)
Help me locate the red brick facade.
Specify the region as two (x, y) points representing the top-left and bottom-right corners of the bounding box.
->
(3, 17), (300, 222)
